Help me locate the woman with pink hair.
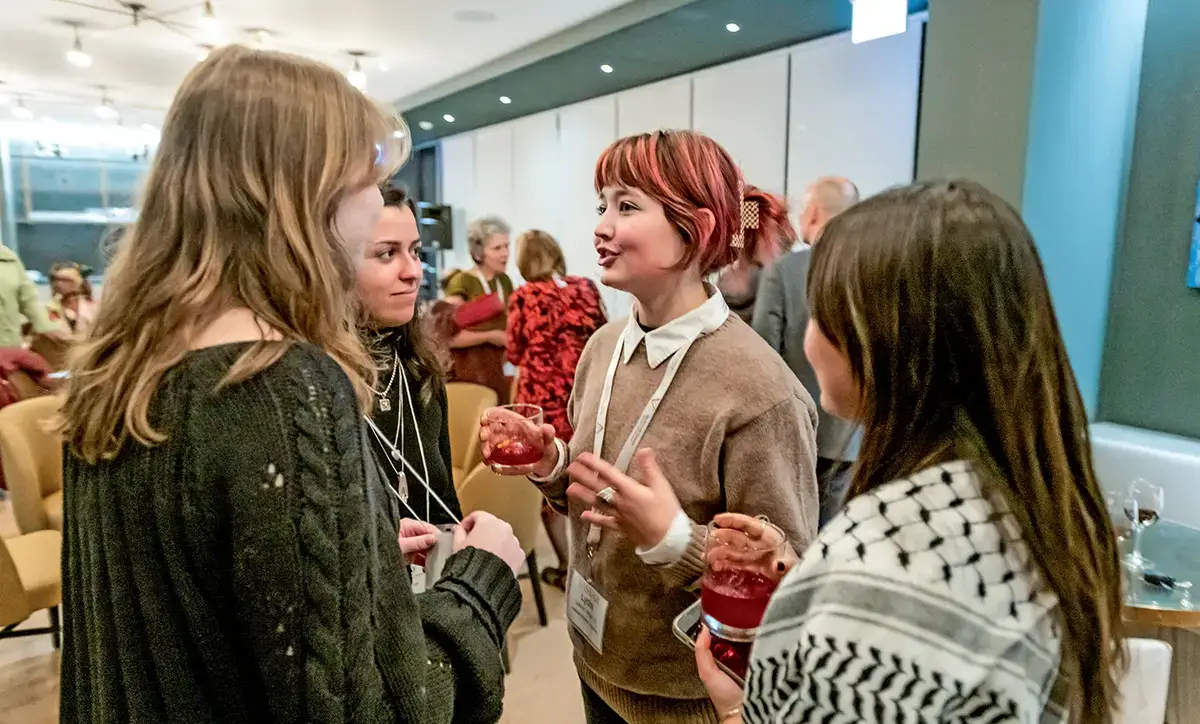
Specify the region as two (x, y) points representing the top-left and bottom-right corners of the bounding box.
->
(480, 130), (820, 723)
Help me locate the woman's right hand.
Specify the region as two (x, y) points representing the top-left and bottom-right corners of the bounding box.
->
(478, 406), (559, 479)
(452, 511), (525, 575)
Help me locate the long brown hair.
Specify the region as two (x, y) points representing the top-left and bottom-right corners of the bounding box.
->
(369, 185), (445, 401)
(61, 45), (407, 462)
(808, 179), (1124, 722)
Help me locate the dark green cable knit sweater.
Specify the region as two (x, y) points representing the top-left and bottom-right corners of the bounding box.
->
(60, 343), (521, 724)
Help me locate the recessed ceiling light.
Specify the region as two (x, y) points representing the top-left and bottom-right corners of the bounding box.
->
(726, 23), (741, 32)
(453, 10), (498, 23)
(392, 129), (406, 139)
(442, 114), (455, 123)
(600, 64), (614, 74)
(499, 96), (512, 104)
(418, 121), (434, 130)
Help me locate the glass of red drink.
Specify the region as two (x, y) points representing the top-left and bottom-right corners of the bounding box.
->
(483, 404), (545, 474)
(700, 515), (788, 680)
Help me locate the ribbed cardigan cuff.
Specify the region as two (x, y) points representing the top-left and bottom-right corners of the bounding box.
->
(434, 547), (522, 646)
(656, 521), (707, 589)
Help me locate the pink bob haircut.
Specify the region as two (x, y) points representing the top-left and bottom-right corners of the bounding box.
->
(593, 129), (794, 275)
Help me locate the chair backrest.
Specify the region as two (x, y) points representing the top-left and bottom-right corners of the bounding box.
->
(1113, 637), (1173, 724)
(457, 463), (543, 555)
(8, 369), (48, 402)
(0, 395), (64, 533)
(29, 333), (70, 372)
(445, 382), (497, 474)
(0, 538), (32, 629)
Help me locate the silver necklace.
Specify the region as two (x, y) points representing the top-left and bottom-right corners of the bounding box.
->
(372, 350), (398, 412)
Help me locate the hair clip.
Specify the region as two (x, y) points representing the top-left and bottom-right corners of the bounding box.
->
(731, 179), (760, 249)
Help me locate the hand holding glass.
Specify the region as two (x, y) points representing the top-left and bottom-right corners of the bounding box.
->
(479, 404), (554, 476)
(701, 514), (788, 680)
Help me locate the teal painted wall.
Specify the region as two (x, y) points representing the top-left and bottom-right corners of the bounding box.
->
(1099, 0), (1200, 439)
(1021, 0), (1149, 414)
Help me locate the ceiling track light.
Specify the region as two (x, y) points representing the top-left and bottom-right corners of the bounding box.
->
(199, 0), (219, 33)
(67, 24), (93, 68)
(12, 99), (33, 121)
(345, 51), (368, 92)
(95, 87), (119, 120)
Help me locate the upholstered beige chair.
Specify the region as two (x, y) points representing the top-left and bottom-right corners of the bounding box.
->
(0, 529), (62, 648)
(0, 396), (64, 533)
(457, 463), (547, 627)
(445, 383), (498, 490)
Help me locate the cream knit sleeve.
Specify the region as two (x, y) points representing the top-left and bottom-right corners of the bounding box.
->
(656, 392), (821, 588)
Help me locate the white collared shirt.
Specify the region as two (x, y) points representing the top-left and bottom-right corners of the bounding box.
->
(619, 283), (730, 369)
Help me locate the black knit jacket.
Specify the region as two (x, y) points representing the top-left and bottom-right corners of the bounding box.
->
(60, 343), (521, 723)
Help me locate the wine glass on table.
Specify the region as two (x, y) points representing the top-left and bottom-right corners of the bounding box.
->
(701, 514), (788, 681)
(481, 404), (546, 475)
(1123, 478), (1164, 572)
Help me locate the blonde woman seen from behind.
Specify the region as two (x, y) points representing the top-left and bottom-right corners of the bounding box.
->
(59, 45), (523, 724)
(696, 180), (1125, 723)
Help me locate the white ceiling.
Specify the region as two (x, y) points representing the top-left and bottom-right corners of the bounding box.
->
(0, 0), (635, 127)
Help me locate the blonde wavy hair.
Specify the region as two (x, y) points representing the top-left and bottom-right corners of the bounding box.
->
(61, 44), (409, 462)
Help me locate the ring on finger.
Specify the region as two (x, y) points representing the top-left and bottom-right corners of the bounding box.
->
(596, 486), (616, 506)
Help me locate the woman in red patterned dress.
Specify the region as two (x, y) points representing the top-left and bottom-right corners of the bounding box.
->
(507, 229), (607, 587)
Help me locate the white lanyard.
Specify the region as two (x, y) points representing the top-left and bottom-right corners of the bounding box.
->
(586, 331), (698, 551)
(365, 415), (461, 525)
(473, 269), (505, 303)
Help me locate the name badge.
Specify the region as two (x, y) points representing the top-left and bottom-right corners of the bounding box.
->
(410, 564), (427, 594)
(567, 571), (609, 654)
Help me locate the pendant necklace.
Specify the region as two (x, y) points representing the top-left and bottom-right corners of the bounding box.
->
(373, 350), (399, 412)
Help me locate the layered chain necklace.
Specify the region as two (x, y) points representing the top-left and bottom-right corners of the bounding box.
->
(369, 350), (436, 520)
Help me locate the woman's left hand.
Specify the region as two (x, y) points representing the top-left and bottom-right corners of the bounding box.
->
(695, 626), (745, 716)
(398, 519), (440, 565)
(566, 449), (682, 549)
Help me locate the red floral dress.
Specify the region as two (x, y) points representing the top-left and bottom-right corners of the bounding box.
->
(506, 276), (607, 441)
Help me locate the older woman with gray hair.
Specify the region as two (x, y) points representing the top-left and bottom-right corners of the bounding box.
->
(436, 215), (514, 402)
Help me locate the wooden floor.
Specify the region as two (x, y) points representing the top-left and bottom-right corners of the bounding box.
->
(0, 497), (584, 724)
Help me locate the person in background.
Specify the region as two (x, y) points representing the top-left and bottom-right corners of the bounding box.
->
(753, 176), (860, 526)
(506, 229), (607, 589)
(697, 180), (1125, 724)
(57, 45), (523, 724)
(359, 185), (461, 527)
(437, 216), (513, 403)
(480, 129), (820, 724)
(0, 241), (57, 347)
(48, 262), (98, 335)
(714, 224), (790, 325)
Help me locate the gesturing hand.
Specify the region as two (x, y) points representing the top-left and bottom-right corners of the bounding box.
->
(566, 449), (682, 550)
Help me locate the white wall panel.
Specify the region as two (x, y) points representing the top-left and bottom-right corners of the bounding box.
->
(692, 53), (790, 194)
(439, 133), (475, 270)
(617, 77), (692, 137)
(510, 111), (563, 244)
(471, 123), (518, 281)
(787, 20), (924, 203)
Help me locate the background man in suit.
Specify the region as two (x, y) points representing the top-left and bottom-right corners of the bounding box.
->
(753, 176), (860, 526)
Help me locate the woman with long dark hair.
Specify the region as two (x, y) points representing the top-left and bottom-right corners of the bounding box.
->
(695, 180), (1125, 723)
(359, 185), (462, 527)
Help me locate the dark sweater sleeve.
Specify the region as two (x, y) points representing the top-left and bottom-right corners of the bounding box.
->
(221, 347), (518, 724)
